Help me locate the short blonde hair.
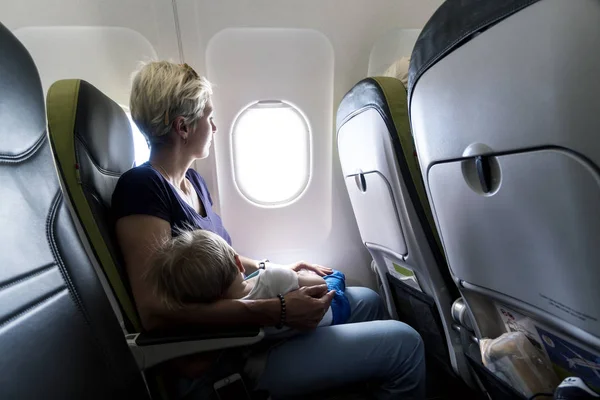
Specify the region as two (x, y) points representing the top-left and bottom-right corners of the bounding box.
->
(130, 61), (213, 147)
(147, 229), (239, 309)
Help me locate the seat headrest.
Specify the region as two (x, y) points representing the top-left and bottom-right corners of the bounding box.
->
(408, 0), (539, 101)
(47, 79), (135, 176)
(337, 77), (404, 130)
(76, 80), (135, 174)
(0, 22), (46, 158)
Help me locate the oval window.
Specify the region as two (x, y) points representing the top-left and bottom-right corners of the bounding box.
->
(232, 101), (311, 206)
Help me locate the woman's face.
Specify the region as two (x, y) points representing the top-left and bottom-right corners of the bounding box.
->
(189, 98), (217, 159)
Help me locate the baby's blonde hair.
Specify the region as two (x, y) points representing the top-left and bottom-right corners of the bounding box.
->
(130, 60), (213, 147)
(147, 229), (239, 309)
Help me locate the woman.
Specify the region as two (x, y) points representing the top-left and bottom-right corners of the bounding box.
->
(112, 61), (426, 399)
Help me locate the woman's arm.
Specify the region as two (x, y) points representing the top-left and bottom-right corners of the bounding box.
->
(115, 215), (334, 331)
(162, 284), (332, 329)
(239, 256), (260, 275)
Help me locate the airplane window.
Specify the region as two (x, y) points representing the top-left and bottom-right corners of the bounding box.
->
(123, 109), (150, 166)
(232, 101), (311, 206)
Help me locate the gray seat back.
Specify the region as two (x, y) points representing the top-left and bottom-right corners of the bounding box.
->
(336, 77), (467, 380)
(0, 21), (148, 399)
(410, 0), (600, 384)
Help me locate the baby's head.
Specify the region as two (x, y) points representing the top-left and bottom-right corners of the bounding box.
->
(147, 229), (245, 309)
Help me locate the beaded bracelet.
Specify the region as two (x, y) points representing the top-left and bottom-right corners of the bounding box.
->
(276, 294), (286, 329)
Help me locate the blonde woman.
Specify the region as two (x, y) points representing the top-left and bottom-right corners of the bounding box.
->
(112, 61), (425, 400)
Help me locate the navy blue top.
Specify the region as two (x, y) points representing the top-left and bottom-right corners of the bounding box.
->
(111, 162), (232, 245)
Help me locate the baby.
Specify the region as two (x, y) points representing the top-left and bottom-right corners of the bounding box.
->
(147, 229), (351, 330)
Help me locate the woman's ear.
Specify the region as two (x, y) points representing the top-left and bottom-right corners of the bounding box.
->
(234, 254), (245, 274)
(173, 116), (189, 141)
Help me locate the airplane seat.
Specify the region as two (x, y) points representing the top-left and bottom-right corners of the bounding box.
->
(336, 77), (468, 382)
(47, 78), (142, 332)
(0, 21), (149, 398)
(409, 0), (600, 394)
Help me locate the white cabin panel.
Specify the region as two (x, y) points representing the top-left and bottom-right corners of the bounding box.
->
(206, 27), (334, 257)
(14, 26), (157, 106)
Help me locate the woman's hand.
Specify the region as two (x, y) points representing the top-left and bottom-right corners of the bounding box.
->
(284, 285), (335, 330)
(286, 261), (333, 277)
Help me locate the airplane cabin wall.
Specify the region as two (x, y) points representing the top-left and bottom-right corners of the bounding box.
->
(179, 0), (442, 287)
(204, 28), (335, 264)
(0, 0), (443, 288)
(1, 0), (178, 101)
(368, 28), (422, 76)
(13, 26), (158, 106)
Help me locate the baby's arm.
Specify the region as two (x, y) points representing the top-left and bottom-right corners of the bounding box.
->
(297, 272), (326, 288)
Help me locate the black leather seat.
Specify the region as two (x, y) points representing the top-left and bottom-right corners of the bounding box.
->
(0, 21), (149, 399)
(47, 77), (145, 333)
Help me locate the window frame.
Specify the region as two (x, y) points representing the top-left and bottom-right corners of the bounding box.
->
(230, 100), (313, 208)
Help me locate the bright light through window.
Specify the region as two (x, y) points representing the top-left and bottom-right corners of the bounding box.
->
(232, 101), (311, 206)
(123, 110), (150, 166)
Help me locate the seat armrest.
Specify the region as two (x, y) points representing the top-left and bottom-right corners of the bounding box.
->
(127, 326), (264, 370)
